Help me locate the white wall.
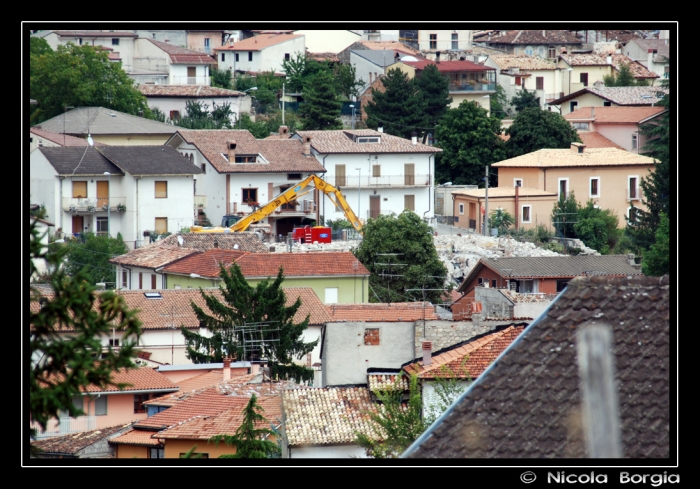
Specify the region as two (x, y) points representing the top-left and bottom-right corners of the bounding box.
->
(296, 30), (360, 54)
(350, 52), (390, 94)
(217, 37), (306, 74)
(289, 444), (368, 458)
(418, 30), (472, 52)
(104, 327), (191, 365)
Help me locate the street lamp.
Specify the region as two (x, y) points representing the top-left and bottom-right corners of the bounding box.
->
(355, 168), (361, 221)
(242, 87), (257, 94)
(103, 172), (111, 237)
(349, 104), (356, 130)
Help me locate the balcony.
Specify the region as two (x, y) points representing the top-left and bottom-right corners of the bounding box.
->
(449, 82), (497, 93)
(62, 197), (127, 213)
(30, 416), (97, 439)
(170, 75), (211, 85)
(335, 174), (432, 188)
(227, 198), (316, 217)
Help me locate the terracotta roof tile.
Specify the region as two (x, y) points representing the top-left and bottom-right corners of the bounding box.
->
(491, 147), (657, 168)
(356, 40), (420, 56)
(109, 245), (197, 268)
(368, 373), (408, 391)
(139, 85), (245, 97)
(145, 372), (254, 407)
(213, 34), (303, 52)
(31, 423), (134, 454)
(39, 367), (179, 394)
(326, 302), (438, 322)
(108, 427), (162, 447)
(401, 59), (497, 73)
(283, 387), (379, 446)
(488, 54), (557, 70)
(610, 54), (659, 79)
(147, 39), (215, 64)
(565, 105), (666, 124)
(476, 30), (582, 45)
(576, 132), (625, 149)
(295, 129), (442, 155)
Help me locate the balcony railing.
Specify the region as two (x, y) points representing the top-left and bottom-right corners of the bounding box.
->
(62, 197), (126, 212)
(170, 75), (211, 85)
(227, 198), (316, 216)
(449, 82), (496, 92)
(335, 174), (432, 188)
(30, 416), (97, 439)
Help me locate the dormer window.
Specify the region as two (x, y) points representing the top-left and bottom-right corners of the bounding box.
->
(356, 136), (380, 144)
(234, 155), (257, 163)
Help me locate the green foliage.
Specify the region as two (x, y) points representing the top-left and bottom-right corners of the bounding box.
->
(282, 53), (363, 101)
(642, 212), (670, 276)
(573, 201), (622, 254)
(30, 43), (149, 124)
(364, 68), (428, 139)
(298, 70), (343, 130)
(540, 241), (565, 253)
(356, 375), (426, 458)
(489, 208), (515, 234)
(210, 394), (281, 458)
(30, 37), (53, 56)
(326, 218), (354, 231)
(29, 220), (142, 439)
(551, 191), (581, 239)
(434, 100), (505, 185)
(603, 62), (642, 87)
(489, 84), (511, 120)
(353, 210), (447, 304)
(30, 205), (48, 219)
(505, 108), (581, 158)
(181, 263), (317, 382)
(332, 62), (365, 100)
(62, 232), (128, 286)
(535, 223), (554, 243)
(511, 88), (541, 113)
(423, 361), (469, 425)
(210, 66), (233, 89)
(174, 100), (234, 129)
(414, 63), (452, 134)
(144, 106), (166, 123)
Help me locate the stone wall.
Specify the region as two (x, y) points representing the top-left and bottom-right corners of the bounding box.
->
(475, 287), (514, 318)
(413, 318), (518, 358)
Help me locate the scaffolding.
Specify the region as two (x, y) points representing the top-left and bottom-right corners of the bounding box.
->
(233, 321), (280, 363)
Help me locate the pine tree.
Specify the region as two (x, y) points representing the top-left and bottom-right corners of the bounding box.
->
(414, 63), (452, 139)
(209, 394), (281, 458)
(505, 108), (581, 158)
(364, 68), (427, 139)
(298, 70), (343, 130)
(181, 263), (317, 382)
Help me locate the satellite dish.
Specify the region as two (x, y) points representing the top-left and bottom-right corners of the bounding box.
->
(177, 235), (184, 246)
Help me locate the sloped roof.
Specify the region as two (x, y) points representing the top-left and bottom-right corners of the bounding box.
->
(451, 187), (557, 198)
(626, 38), (670, 61)
(403, 324), (526, 379)
(610, 54), (659, 79)
(145, 371), (246, 407)
(491, 146), (657, 168)
(457, 255), (642, 292)
(214, 33), (303, 52)
(146, 39), (215, 64)
(283, 386), (379, 446)
(566, 105), (665, 124)
(31, 423), (134, 455)
(45, 30), (137, 38)
(405, 275), (671, 458)
(488, 54), (557, 70)
(549, 86), (668, 106)
(560, 53), (612, 67)
(35, 107), (177, 136)
(170, 129), (326, 174)
(138, 85), (245, 97)
(401, 59), (496, 73)
(476, 30), (582, 44)
(97, 145), (203, 176)
(368, 372), (408, 391)
(36, 147), (123, 176)
(356, 40), (421, 56)
(109, 245), (198, 268)
(39, 367), (179, 395)
(294, 130), (442, 155)
(157, 232), (269, 253)
(576, 131), (625, 149)
(30, 128), (108, 147)
(160, 249), (369, 279)
(108, 427), (162, 447)
(326, 302), (438, 322)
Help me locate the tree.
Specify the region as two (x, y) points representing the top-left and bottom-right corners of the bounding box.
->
(181, 263), (317, 382)
(434, 100), (505, 185)
(61, 232), (128, 286)
(331, 62), (365, 100)
(30, 43), (149, 124)
(511, 88), (541, 113)
(364, 68), (427, 139)
(298, 70), (343, 130)
(353, 210), (447, 304)
(641, 212), (670, 276)
(573, 201), (622, 254)
(489, 208), (515, 235)
(551, 191), (581, 239)
(29, 220), (142, 440)
(489, 83), (511, 120)
(423, 361), (470, 425)
(356, 374), (426, 458)
(174, 100), (234, 129)
(414, 63), (452, 138)
(210, 66), (233, 89)
(209, 394), (281, 458)
(603, 62), (639, 87)
(505, 107), (581, 158)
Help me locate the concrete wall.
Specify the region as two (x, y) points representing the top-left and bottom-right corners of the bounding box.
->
(412, 319), (508, 357)
(513, 301), (551, 320)
(417, 30), (472, 52)
(297, 30), (360, 54)
(116, 444), (148, 458)
(475, 287), (514, 318)
(289, 444), (368, 458)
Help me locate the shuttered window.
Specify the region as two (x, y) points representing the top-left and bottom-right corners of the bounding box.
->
(72, 181), (88, 198)
(155, 181), (167, 198)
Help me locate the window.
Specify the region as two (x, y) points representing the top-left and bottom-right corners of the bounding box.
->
(589, 177), (600, 198)
(558, 178), (569, 200)
(204, 38), (210, 47)
(429, 33), (437, 49)
(242, 188), (258, 203)
(169, 110), (180, 120)
(491, 279), (497, 288)
(572, 122), (589, 130)
(139, 272), (143, 290)
(235, 52), (239, 62)
(514, 178), (523, 188)
(404, 194), (415, 211)
(451, 33), (458, 50)
(155, 217), (168, 234)
(569, 101), (578, 112)
(72, 181), (88, 198)
(134, 393), (150, 414)
(121, 269), (128, 289)
(112, 38), (119, 46)
(515, 76), (522, 86)
(364, 328), (380, 345)
(556, 279), (570, 292)
(285, 53), (290, 61)
(152, 33), (156, 39)
(335, 164), (346, 187)
(631, 133), (638, 150)
(459, 203), (464, 215)
(357, 137), (380, 143)
(151, 274), (157, 289)
(522, 205), (532, 223)
(78, 38), (83, 45)
(287, 173), (302, 180)
(628, 206), (638, 222)
(234, 155), (256, 163)
(94, 395), (107, 416)
(59, 395), (83, 418)
(150, 448), (165, 459)
(628, 176), (639, 200)
(325, 287), (338, 304)
(603, 101), (612, 106)
(248, 51), (253, 62)
(536, 76), (544, 90)
(221, 53), (225, 62)
(155, 181), (168, 198)
(525, 46), (534, 56)
(580, 73), (588, 87)
(548, 46), (556, 59)
(109, 338), (120, 347)
(96, 217), (108, 235)
(372, 165), (381, 177)
(201, 163), (206, 174)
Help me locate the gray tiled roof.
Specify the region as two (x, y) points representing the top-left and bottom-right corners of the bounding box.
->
(157, 232), (269, 253)
(97, 146), (203, 176)
(35, 107), (177, 136)
(37, 147), (123, 176)
(405, 275), (671, 459)
(31, 423), (134, 455)
(295, 130), (442, 155)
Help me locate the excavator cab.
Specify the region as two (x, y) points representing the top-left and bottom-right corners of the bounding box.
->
(221, 214), (243, 227)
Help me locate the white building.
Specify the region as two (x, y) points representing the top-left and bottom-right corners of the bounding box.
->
(213, 33), (305, 77)
(292, 129), (442, 224)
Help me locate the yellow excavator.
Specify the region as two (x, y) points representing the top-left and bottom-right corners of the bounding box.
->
(190, 174), (363, 234)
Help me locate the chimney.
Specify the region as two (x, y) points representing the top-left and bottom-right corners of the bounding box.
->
(571, 142), (586, 153)
(435, 51), (441, 63)
(422, 341), (432, 366)
(229, 38), (234, 46)
(227, 141), (237, 162)
(378, 126), (383, 133)
(223, 357), (232, 380)
(279, 125), (289, 136)
(627, 253), (636, 266)
(394, 52), (400, 62)
(606, 55), (612, 65)
(411, 131), (417, 145)
(213, 238), (218, 248)
(303, 136), (312, 156)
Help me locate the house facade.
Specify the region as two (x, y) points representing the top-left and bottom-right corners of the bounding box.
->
(416, 30), (473, 56)
(548, 85), (669, 116)
(473, 30), (583, 58)
(292, 129), (441, 224)
(213, 34), (305, 77)
(623, 38), (670, 81)
(492, 143), (658, 227)
(485, 54), (562, 111)
(295, 29), (361, 55)
(30, 145), (202, 249)
(31, 30), (138, 68)
(132, 38), (215, 86)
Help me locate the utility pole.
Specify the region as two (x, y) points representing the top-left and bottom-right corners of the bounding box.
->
(483, 165), (489, 236)
(282, 82), (285, 125)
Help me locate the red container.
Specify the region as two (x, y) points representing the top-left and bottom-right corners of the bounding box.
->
(293, 226), (332, 243)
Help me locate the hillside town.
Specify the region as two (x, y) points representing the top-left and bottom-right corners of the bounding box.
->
(27, 26), (672, 464)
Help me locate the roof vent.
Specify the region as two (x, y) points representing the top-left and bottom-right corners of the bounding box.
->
(144, 292), (163, 299)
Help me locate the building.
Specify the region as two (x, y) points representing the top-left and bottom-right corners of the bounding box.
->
(485, 54), (561, 111)
(548, 83), (668, 116)
(213, 33), (305, 77)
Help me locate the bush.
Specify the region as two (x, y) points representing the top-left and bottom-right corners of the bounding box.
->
(540, 241), (564, 253)
(535, 224), (553, 243)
